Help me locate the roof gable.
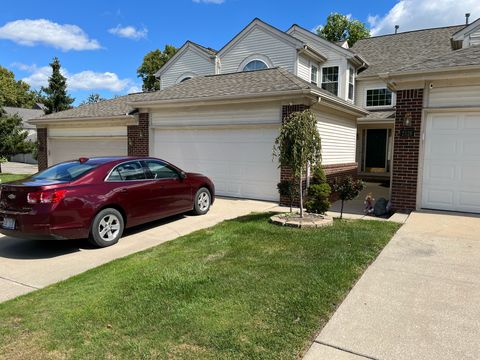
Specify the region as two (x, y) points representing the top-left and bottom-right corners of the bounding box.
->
(452, 18), (480, 40)
(155, 41), (215, 77)
(217, 18), (304, 57)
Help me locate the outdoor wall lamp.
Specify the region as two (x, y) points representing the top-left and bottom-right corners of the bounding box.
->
(403, 112), (412, 127)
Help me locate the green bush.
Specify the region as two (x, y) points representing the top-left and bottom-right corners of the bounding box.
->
(332, 176), (366, 219)
(277, 179), (298, 212)
(310, 164), (327, 185)
(305, 182), (331, 214)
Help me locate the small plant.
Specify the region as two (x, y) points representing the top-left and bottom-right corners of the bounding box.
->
(277, 179), (298, 213)
(305, 165), (331, 214)
(332, 176), (366, 219)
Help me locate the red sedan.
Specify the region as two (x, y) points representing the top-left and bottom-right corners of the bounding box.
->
(0, 157), (215, 247)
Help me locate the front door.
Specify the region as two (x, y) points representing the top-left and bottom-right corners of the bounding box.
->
(365, 129), (388, 172)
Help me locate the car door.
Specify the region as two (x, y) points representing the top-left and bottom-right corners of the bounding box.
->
(143, 160), (192, 218)
(106, 161), (153, 226)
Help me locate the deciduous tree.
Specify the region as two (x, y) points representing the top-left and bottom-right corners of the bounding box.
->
(317, 13), (370, 47)
(137, 45), (178, 91)
(0, 66), (36, 108)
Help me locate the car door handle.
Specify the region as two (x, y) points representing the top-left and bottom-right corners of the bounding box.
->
(119, 188), (128, 193)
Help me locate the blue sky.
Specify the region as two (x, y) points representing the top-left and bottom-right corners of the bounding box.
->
(1, 0), (478, 105)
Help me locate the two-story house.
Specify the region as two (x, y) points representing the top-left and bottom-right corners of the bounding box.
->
(31, 17), (480, 214)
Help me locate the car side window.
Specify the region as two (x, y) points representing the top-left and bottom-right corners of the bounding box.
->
(145, 160), (179, 180)
(108, 161), (146, 181)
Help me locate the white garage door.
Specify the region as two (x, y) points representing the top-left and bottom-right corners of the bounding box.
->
(49, 138), (127, 165)
(422, 112), (480, 213)
(153, 128), (280, 201)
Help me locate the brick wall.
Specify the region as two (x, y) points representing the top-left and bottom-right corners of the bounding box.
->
(391, 89), (424, 213)
(127, 113), (150, 156)
(37, 128), (48, 171)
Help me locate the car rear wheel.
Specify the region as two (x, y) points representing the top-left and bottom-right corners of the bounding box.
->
(89, 208), (124, 247)
(193, 187), (211, 215)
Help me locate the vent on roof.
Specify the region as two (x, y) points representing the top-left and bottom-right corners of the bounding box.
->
(465, 13), (470, 25)
(394, 25), (399, 34)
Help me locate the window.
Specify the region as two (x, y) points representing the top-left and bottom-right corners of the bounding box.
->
(366, 88), (393, 107)
(180, 77), (191, 83)
(311, 65), (318, 85)
(33, 161), (97, 182)
(108, 161), (146, 181)
(242, 60), (268, 72)
(348, 67), (355, 101)
(321, 66), (339, 96)
(145, 160), (179, 179)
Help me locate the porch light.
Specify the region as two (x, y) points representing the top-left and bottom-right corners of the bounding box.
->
(403, 113), (412, 127)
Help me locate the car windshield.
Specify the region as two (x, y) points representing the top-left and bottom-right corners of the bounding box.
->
(32, 161), (98, 181)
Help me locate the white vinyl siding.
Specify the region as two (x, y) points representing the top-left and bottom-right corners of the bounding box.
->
(297, 55), (310, 81)
(463, 26), (480, 47)
(428, 85), (480, 108)
(220, 27), (297, 74)
(160, 47), (215, 89)
(150, 103), (281, 128)
(315, 110), (357, 165)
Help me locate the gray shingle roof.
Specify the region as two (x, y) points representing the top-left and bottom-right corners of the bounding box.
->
(32, 68), (366, 122)
(394, 44), (480, 73)
(352, 25), (465, 77)
(4, 107), (44, 129)
(359, 110), (395, 121)
(31, 93), (147, 121)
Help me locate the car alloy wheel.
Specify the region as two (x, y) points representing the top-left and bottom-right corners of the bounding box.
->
(98, 214), (121, 242)
(198, 191), (210, 212)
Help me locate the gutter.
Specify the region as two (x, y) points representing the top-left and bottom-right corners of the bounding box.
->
(299, 45), (327, 63)
(28, 114), (135, 125)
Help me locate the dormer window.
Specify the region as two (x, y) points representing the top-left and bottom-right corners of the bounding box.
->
(321, 66), (339, 96)
(243, 60), (268, 72)
(311, 65), (318, 85)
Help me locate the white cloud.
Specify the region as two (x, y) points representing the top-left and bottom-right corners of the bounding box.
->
(0, 19), (100, 51)
(127, 85), (142, 94)
(17, 63), (134, 92)
(192, 0), (225, 4)
(108, 25), (147, 40)
(368, 0), (480, 36)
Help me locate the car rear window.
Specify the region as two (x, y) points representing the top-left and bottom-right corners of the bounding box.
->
(32, 162), (98, 181)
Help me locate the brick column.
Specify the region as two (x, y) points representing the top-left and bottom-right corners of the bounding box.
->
(37, 127), (48, 171)
(127, 113), (150, 156)
(391, 89), (424, 213)
(279, 104), (309, 206)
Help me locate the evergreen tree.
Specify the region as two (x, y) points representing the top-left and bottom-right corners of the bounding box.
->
(41, 57), (74, 114)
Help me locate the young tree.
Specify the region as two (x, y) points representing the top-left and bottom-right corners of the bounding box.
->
(0, 108), (35, 173)
(137, 45), (178, 91)
(332, 176), (366, 219)
(317, 13), (370, 47)
(0, 66), (36, 108)
(80, 93), (105, 106)
(41, 57), (74, 114)
(273, 109), (322, 217)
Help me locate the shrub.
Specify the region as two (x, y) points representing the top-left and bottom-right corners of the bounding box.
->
(277, 179), (298, 213)
(310, 164), (327, 185)
(305, 183), (331, 214)
(332, 176), (366, 219)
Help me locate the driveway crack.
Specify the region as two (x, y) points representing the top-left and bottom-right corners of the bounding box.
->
(0, 275), (39, 290)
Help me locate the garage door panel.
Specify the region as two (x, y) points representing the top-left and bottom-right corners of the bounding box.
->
(153, 128), (280, 201)
(422, 112), (480, 213)
(49, 138), (127, 165)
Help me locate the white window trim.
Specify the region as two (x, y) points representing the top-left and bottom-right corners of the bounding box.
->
(237, 54), (273, 72)
(176, 72), (198, 84)
(364, 87), (396, 109)
(320, 66), (339, 96)
(310, 64), (318, 85)
(348, 67), (355, 102)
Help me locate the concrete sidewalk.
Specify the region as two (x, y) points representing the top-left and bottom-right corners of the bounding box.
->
(2, 161), (38, 174)
(304, 211), (480, 360)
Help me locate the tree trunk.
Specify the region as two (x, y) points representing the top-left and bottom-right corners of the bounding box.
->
(0, 162), (2, 174)
(340, 199), (344, 219)
(299, 169), (304, 218)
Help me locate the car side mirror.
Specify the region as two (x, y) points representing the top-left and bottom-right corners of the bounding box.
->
(179, 171), (187, 180)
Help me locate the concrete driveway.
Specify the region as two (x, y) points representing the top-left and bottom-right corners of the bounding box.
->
(0, 198), (277, 303)
(304, 211), (480, 360)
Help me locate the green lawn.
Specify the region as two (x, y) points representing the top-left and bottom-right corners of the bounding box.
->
(0, 214), (400, 359)
(0, 173), (29, 183)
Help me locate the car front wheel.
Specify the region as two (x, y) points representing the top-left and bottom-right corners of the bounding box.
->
(193, 187), (211, 215)
(90, 208), (124, 247)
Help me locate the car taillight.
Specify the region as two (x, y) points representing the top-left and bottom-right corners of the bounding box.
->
(27, 190), (67, 204)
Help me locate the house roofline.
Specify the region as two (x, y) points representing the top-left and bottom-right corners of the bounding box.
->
(29, 114), (136, 125)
